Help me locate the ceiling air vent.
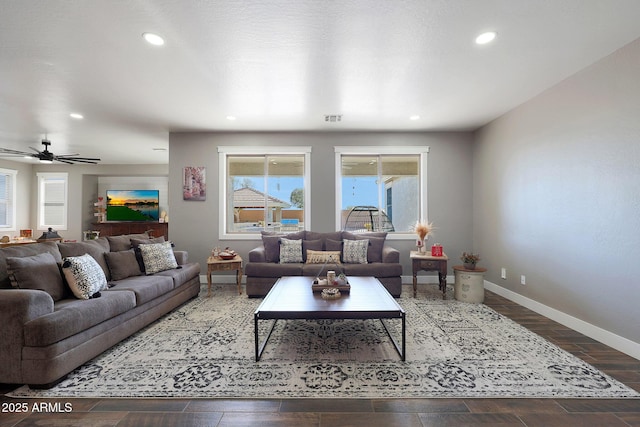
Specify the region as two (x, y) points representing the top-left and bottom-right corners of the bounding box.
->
(324, 114), (342, 122)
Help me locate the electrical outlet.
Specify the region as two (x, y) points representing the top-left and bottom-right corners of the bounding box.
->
(501, 268), (507, 279)
(520, 275), (526, 285)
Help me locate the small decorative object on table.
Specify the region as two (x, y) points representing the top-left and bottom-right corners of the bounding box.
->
(321, 288), (341, 299)
(413, 220), (433, 253)
(431, 243), (443, 256)
(218, 248), (237, 260)
(461, 251), (481, 270)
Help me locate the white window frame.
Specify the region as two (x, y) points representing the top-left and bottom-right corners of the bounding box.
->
(334, 146), (429, 239)
(218, 146), (312, 240)
(0, 168), (18, 231)
(37, 172), (68, 231)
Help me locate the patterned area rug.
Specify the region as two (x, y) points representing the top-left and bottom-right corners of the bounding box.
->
(11, 284), (639, 399)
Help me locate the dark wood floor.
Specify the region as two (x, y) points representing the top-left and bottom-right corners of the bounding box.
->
(2, 288), (639, 427)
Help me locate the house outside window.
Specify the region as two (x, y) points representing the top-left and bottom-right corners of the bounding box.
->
(335, 146), (429, 235)
(0, 168), (17, 231)
(37, 172), (68, 230)
(218, 146), (311, 239)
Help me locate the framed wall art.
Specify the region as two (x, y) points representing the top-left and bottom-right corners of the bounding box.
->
(183, 166), (206, 201)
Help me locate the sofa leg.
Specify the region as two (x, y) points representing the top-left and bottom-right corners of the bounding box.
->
(28, 375), (67, 390)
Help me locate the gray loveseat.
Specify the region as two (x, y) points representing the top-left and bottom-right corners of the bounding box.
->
(0, 233), (200, 388)
(245, 231), (402, 297)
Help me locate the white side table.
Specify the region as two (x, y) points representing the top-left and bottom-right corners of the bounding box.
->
(453, 265), (487, 303)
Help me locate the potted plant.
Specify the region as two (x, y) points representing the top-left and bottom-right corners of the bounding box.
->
(461, 252), (480, 269)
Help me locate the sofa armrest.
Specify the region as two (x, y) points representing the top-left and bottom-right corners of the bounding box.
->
(0, 289), (54, 383)
(249, 246), (267, 262)
(173, 250), (188, 265)
(382, 245), (400, 263)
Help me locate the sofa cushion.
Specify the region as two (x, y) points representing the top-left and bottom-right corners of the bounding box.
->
(261, 230), (306, 263)
(302, 239), (323, 262)
(62, 254), (109, 300)
(325, 239), (343, 252)
(279, 238), (303, 263)
(305, 250), (342, 264)
(138, 242), (178, 274)
(244, 262), (303, 278)
(130, 236), (165, 248)
(0, 241), (62, 288)
(24, 290), (137, 347)
(261, 234), (282, 263)
(343, 239), (369, 264)
(6, 252), (67, 301)
(107, 233), (149, 252)
(155, 262), (200, 288)
(104, 250), (142, 281)
(305, 231), (342, 246)
(342, 262), (403, 277)
(57, 239), (111, 280)
(108, 274), (174, 305)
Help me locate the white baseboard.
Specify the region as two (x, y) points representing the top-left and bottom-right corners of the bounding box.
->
(484, 280), (640, 360)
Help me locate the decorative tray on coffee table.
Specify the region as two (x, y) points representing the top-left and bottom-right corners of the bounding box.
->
(311, 278), (351, 293)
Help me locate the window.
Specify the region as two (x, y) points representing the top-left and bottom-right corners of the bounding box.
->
(0, 168), (17, 231)
(335, 146), (429, 235)
(37, 172), (68, 230)
(218, 147), (311, 239)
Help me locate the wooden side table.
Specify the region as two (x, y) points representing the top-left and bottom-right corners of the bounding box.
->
(207, 255), (243, 297)
(453, 265), (487, 303)
(410, 250), (448, 299)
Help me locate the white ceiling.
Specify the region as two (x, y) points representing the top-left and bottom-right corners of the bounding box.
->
(1, 0), (640, 164)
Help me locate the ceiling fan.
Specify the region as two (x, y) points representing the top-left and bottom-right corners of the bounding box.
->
(0, 139), (101, 164)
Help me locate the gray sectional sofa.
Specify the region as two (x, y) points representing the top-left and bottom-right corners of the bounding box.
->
(0, 233), (200, 388)
(245, 231), (402, 297)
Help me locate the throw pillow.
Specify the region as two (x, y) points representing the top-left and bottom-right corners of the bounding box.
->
(302, 239), (323, 262)
(62, 254), (108, 300)
(261, 234), (282, 263)
(305, 250), (342, 265)
(107, 233), (149, 252)
(343, 239), (369, 264)
(138, 242), (178, 274)
(6, 252), (67, 301)
(342, 232), (387, 263)
(130, 236), (165, 248)
(325, 239), (343, 252)
(279, 238), (303, 263)
(57, 239), (111, 280)
(104, 250), (142, 281)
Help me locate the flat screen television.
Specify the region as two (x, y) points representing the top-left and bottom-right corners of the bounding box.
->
(105, 190), (160, 222)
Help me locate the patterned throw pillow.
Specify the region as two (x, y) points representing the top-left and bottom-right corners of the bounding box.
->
(62, 254), (108, 300)
(343, 239), (369, 264)
(305, 250), (342, 265)
(279, 238), (303, 263)
(138, 242), (178, 274)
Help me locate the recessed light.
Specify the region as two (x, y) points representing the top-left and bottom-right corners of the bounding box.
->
(70, 113), (84, 119)
(226, 116), (237, 121)
(475, 31), (497, 45)
(143, 32), (165, 46)
(410, 115), (420, 121)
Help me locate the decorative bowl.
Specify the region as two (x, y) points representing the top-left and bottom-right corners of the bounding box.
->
(218, 252), (236, 260)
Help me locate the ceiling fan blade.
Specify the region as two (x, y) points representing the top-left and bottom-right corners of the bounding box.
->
(55, 157), (101, 164)
(0, 147), (33, 156)
(55, 158), (75, 165)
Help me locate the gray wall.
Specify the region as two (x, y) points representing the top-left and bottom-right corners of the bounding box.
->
(168, 131), (474, 279)
(473, 38), (640, 345)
